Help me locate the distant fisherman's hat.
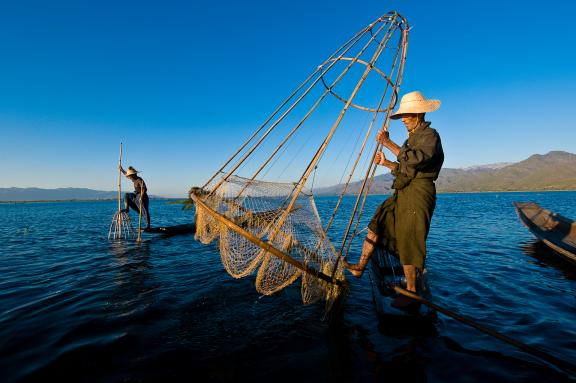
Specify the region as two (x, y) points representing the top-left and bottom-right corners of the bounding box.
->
(390, 91), (441, 119)
(126, 166), (140, 176)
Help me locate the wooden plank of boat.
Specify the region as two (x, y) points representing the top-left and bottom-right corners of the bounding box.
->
(368, 248), (437, 334)
(143, 223), (196, 236)
(513, 202), (576, 264)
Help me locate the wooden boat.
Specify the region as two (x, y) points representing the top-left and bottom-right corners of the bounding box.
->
(368, 248), (437, 334)
(513, 202), (576, 264)
(143, 223), (196, 237)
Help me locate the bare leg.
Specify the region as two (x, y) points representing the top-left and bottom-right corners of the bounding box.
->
(343, 230), (378, 278)
(124, 193), (139, 213)
(391, 264), (421, 311)
(143, 196), (151, 229)
(402, 265), (417, 292)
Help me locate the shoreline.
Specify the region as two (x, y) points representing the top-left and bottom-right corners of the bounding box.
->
(0, 198), (179, 204)
(2, 189), (575, 203)
(318, 189), (576, 197)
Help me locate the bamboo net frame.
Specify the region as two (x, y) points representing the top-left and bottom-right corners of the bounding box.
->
(192, 11), (409, 305)
(108, 143), (135, 240)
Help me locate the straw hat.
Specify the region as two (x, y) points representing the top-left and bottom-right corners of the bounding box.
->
(390, 91), (441, 119)
(125, 166), (140, 176)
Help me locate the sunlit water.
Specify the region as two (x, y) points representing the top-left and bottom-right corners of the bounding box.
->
(1, 192), (575, 382)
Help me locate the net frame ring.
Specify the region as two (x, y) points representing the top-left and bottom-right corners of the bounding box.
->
(319, 57), (399, 113)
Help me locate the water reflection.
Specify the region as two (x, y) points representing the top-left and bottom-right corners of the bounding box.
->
(520, 240), (576, 280)
(353, 322), (430, 382)
(2, 195), (576, 382)
(107, 240), (159, 317)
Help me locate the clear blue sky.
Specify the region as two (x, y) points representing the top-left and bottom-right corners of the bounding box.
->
(1, 0), (574, 196)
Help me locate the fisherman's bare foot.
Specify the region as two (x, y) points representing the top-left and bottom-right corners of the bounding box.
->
(349, 268), (364, 278)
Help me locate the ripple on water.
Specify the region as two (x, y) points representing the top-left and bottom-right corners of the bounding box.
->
(0, 194), (575, 382)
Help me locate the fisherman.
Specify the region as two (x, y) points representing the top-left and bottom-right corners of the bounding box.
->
(120, 165), (151, 230)
(343, 91), (444, 309)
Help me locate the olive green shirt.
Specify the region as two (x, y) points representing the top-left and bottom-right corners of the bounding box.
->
(393, 121), (444, 181)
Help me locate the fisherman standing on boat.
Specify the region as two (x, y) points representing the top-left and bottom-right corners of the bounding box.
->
(120, 165), (151, 230)
(344, 91), (444, 308)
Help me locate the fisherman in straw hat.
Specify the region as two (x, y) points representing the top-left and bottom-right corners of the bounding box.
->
(343, 91), (444, 310)
(120, 165), (151, 229)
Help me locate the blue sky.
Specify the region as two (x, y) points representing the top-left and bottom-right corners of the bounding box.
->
(1, 0), (574, 196)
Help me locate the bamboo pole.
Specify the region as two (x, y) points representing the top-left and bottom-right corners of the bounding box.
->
(137, 187), (143, 242)
(206, 23), (378, 198)
(118, 143), (123, 239)
(341, 22), (409, 260)
(243, 22), (393, 193)
(203, 22), (377, 193)
(108, 143), (135, 240)
(265, 22), (391, 247)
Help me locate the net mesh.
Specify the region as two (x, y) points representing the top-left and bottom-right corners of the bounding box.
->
(195, 174), (345, 305)
(193, 12), (409, 308)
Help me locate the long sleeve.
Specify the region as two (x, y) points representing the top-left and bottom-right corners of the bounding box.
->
(394, 123), (444, 180)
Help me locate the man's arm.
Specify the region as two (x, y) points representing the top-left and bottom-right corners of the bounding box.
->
(376, 130), (401, 156)
(119, 165), (126, 176)
(396, 130), (441, 177)
(374, 151), (398, 172)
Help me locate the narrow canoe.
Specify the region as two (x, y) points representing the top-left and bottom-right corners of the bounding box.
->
(144, 223), (196, 237)
(513, 202), (576, 264)
(368, 248), (437, 334)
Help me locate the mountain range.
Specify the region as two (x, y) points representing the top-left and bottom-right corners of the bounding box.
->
(0, 188), (163, 202)
(316, 151), (576, 195)
(2, 151), (574, 201)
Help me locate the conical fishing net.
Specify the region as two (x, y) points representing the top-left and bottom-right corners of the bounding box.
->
(192, 11), (409, 307)
(195, 174), (344, 305)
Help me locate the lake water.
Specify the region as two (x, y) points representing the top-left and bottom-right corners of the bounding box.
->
(1, 192), (575, 382)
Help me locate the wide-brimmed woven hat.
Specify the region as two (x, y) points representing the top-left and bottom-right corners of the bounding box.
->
(125, 166), (140, 176)
(390, 91), (441, 119)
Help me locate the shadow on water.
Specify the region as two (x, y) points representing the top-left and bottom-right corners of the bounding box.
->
(350, 322), (430, 382)
(349, 319), (575, 383)
(521, 239), (576, 280)
(377, 314), (438, 337)
(439, 336), (575, 382)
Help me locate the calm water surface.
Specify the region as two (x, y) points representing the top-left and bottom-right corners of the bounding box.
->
(1, 192), (575, 382)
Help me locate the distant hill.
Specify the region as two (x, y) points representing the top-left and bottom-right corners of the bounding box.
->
(0, 187), (163, 202)
(316, 151), (576, 195)
(4, 151), (575, 200)
(317, 173), (396, 195)
(437, 151), (576, 192)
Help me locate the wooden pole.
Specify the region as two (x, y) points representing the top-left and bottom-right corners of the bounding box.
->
(118, 143), (123, 239)
(137, 187), (143, 242)
(202, 24), (374, 191)
(265, 22), (391, 246)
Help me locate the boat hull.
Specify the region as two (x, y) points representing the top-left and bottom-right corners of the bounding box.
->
(513, 202), (576, 264)
(368, 248), (437, 334)
(144, 223), (196, 237)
